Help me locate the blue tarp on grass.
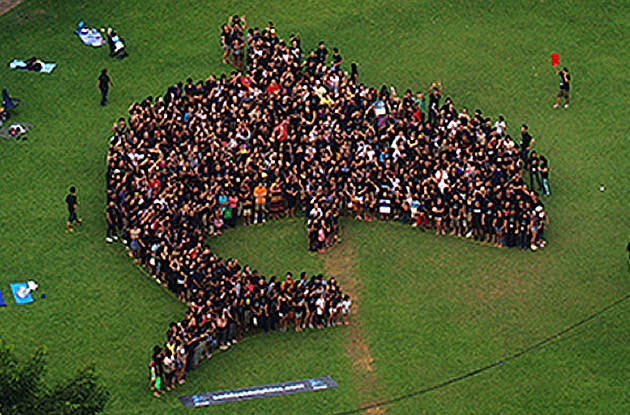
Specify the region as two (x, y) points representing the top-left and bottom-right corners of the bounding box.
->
(10, 282), (33, 305)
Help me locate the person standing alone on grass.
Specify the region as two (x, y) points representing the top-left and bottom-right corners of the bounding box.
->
(98, 68), (113, 106)
(553, 66), (570, 108)
(65, 186), (82, 232)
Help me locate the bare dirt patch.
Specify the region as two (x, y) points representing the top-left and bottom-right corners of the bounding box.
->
(324, 238), (384, 414)
(0, 0), (23, 16)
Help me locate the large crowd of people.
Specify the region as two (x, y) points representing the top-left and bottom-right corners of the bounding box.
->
(105, 19), (550, 394)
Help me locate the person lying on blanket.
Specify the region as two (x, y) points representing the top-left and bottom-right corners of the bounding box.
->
(25, 57), (45, 71)
(106, 28), (128, 59)
(12, 57), (46, 71)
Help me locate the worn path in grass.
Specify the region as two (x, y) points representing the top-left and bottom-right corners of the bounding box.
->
(324, 236), (384, 415)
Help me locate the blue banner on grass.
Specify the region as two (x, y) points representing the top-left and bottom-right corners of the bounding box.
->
(179, 376), (338, 408)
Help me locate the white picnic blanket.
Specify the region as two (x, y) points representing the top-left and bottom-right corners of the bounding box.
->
(76, 27), (105, 47)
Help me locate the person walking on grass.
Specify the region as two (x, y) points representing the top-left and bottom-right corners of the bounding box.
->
(553, 66), (570, 108)
(98, 68), (113, 106)
(65, 186), (82, 232)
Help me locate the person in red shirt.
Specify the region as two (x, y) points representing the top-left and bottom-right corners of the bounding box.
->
(266, 80), (280, 96)
(149, 177), (161, 198)
(272, 119), (288, 142)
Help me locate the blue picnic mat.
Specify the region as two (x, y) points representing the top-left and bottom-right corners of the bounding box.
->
(0, 290), (6, 306)
(10, 282), (33, 305)
(9, 59), (56, 73)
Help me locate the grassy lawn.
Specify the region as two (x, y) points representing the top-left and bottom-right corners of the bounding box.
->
(0, 0), (628, 414)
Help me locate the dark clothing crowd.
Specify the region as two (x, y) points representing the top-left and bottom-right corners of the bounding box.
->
(105, 21), (550, 393)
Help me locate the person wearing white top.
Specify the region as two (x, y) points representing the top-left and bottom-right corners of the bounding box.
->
(494, 115), (507, 137)
(341, 295), (352, 325)
(315, 296), (326, 329)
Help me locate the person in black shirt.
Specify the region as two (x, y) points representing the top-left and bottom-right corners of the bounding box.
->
(428, 81), (442, 125)
(553, 67), (570, 108)
(528, 151), (543, 193)
(518, 212), (530, 250)
(106, 200), (120, 243)
(470, 200), (483, 240)
(316, 41), (327, 64)
(540, 156), (550, 196)
(150, 345), (164, 397)
(506, 210), (517, 247)
(331, 48), (343, 71)
(519, 124), (535, 166)
(481, 201), (495, 243)
(220, 24), (232, 64)
(65, 186), (82, 232)
(98, 68), (113, 106)
(350, 62), (359, 83)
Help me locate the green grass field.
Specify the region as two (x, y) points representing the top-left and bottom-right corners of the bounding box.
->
(1, 0), (629, 413)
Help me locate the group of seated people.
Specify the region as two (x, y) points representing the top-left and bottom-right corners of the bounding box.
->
(105, 21), (550, 393)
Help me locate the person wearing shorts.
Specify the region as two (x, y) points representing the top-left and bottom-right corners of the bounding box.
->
(150, 345), (164, 397)
(341, 295), (352, 325)
(128, 226), (142, 262)
(65, 186), (82, 232)
(241, 182), (253, 225)
(553, 67), (570, 108)
(293, 292), (305, 331)
(220, 24), (232, 64)
(149, 360), (160, 397)
(493, 210), (506, 247)
(253, 181), (267, 224)
(277, 291), (290, 331)
(162, 349), (176, 391)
